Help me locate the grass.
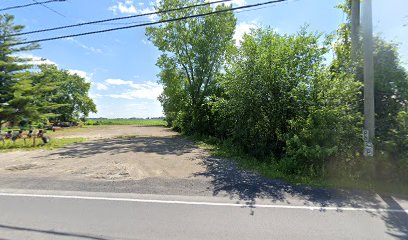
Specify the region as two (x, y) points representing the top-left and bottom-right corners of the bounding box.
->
(1, 127), (26, 132)
(0, 138), (86, 152)
(87, 119), (166, 126)
(1, 125), (40, 132)
(190, 135), (408, 196)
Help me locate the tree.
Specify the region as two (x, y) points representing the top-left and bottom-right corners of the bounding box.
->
(6, 75), (62, 126)
(218, 28), (362, 175)
(146, 0), (236, 134)
(332, 0), (408, 182)
(0, 14), (39, 129)
(371, 38), (408, 139)
(34, 65), (97, 123)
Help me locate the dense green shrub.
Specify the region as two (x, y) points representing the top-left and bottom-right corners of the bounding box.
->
(149, 0), (408, 185)
(215, 28), (362, 176)
(146, 0), (236, 135)
(375, 111), (408, 182)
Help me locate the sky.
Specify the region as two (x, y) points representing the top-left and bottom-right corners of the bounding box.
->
(2, 0), (407, 118)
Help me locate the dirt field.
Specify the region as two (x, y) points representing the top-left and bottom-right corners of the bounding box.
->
(50, 125), (177, 139)
(0, 126), (207, 181)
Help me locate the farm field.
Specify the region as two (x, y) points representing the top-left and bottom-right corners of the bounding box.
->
(87, 119), (166, 126)
(0, 119), (167, 151)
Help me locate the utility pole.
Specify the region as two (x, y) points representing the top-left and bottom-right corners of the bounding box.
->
(351, 0), (360, 63)
(362, 0), (375, 157)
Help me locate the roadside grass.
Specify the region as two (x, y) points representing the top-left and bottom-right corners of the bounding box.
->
(1, 119), (166, 134)
(87, 119), (166, 126)
(189, 135), (408, 196)
(0, 138), (86, 152)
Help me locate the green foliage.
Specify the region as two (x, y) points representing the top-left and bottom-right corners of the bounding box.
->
(195, 134), (408, 195)
(150, 0), (407, 185)
(375, 111), (408, 182)
(0, 14), (97, 129)
(333, 1), (408, 183)
(34, 65), (97, 123)
(0, 137), (86, 152)
(146, 0), (236, 134)
(371, 38), (408, 140)
(0, 14), (40, 127)
(216, 28), (362, 177)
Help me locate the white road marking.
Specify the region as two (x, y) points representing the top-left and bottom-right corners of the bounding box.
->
(0, 192), (407, 213)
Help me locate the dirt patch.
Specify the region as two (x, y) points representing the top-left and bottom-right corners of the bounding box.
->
(0, 126), (207, 181)
(50, 125), (177, 139)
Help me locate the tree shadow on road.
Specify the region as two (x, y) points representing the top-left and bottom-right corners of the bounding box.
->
(378, 194), (408, 240)
(193, 156), (408, 239)
(0, 224), (128, 240)
(34, 135), (408, 239)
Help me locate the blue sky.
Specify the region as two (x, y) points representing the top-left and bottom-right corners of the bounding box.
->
(3, 0), (407, 118)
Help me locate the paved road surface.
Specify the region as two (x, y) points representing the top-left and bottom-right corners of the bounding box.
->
(0, 189), (407, 240)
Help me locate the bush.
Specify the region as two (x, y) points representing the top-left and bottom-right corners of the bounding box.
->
(85, 120), (101, 125)
(376, 111), (408, 182)
(217, 28), (362, 176)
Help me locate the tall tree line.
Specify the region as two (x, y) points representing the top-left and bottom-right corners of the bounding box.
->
(0, 14), (96, 129)
(148, 0), (408, 181)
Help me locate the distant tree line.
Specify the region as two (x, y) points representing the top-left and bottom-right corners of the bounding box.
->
(0, 14), (96, 130)
(147, 0), (408, 183)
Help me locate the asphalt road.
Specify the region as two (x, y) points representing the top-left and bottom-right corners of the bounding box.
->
(0, 190), (407, 240)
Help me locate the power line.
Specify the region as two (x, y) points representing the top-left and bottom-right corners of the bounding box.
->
(0, 0), (66, 12)
(8, 0), (288, 46)
(31, 0), (66, 17)
(11, 0), (232, 37)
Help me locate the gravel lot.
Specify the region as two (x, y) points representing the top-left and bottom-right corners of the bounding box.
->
(0, 126), (207, 181)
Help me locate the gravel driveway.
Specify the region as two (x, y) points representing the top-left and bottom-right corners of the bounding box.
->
(0, 126), (207, 181)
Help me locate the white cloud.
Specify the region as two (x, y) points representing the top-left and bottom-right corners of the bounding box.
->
(206, 0), (246, 7)
(105, 78), (133, 85)
(234, 21), (258, 46)
(231, 0), (246, 7)
(89, 93), (103, 100)
(108, 0), (158, 21)
(109, 0), (137, 14)
(105, 79), (163, 100)
(107, 94), (134, 100)
(96, 83), (108, 90)
(89, 101), (163, 118)
(68, 69), (93, 83)
(65, 37), (103, 54)
(138, 6), (158, 21)
(15, 53), (57, 66)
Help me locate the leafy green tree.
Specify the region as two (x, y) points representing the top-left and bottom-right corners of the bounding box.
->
(0, 14), (39, 129)
(371, 38), (408, 140)
(34, 65), (97, 123)
(334, 1), (408, 143)
(156, 55), (188, 128)
(218, 28), (362, 175)
(332, 0), (408, 182)
(6, 75), (62, 126)
(146, 0), (236, 134)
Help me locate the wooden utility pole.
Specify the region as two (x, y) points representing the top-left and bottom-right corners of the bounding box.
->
(362, 0), (375, 157)
(351, 0), (360, 63)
